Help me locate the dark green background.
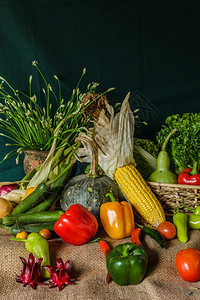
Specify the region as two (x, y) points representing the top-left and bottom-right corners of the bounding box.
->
(0, 0), (200, 181)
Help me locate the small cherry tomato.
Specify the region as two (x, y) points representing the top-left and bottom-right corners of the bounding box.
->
(16, 231), (28, 239)
(157, 221), (176, 240)
(39, 228), (51, 240)
(176, 248), (200, 282)
(25, 187), (37, 198)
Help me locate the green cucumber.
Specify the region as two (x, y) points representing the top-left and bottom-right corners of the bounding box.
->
(12, 182), (50, 215)
(27, 162), (72, 214)
(2, 222), (56, 236)
(2, 210), (64, 226)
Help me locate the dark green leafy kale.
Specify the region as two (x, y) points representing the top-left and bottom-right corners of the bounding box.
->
(156, 113), (200, 175)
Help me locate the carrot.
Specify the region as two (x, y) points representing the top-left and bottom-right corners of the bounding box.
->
(131, 227), (143, 247)
(99, 240), (111, 284)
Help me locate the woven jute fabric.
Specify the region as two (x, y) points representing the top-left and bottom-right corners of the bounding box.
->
(0, 227), (199, 300)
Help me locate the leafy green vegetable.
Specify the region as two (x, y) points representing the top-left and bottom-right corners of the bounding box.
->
(134, 138), (158, 158)
(156, 113), (200, 175)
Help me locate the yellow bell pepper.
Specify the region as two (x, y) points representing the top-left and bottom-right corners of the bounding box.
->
(100, 193), (135, 239)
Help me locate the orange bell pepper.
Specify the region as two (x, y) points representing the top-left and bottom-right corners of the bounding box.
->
(100, 193), (135, 239)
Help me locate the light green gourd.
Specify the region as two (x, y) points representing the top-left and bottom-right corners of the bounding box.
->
(148, 128), (178, 184)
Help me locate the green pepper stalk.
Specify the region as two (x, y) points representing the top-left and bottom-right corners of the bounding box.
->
(173, 208), (188, 243)
(10, 232), (50, 279)
(181, 201), (200, 216)
(106, 242), (148, 286)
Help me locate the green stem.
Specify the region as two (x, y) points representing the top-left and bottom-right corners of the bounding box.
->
(174, 207), (180, 214)
(135, 223), (143, 229)
(0, 224), (11, 231)
(181, 201), (195, 213)
(122, 246), (129, 257)
(162, 128), (177, 151)
(89, 237), (101, 243)
(21, 165), (41, 181)
(47, 142), (80, 185)
(10, 238), (26, 242)
(190, 162), (199, 175)
(106, 193), (117, 202)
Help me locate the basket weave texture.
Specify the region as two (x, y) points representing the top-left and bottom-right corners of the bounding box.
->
(148, 181), (200, 215)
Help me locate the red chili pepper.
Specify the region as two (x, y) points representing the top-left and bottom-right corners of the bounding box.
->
(178, 162), (200, 185)
(54, 204), (98, 246)
(99, 240), (111, 284)
(99, 240), (111, 256)
(131, 227), (143, 247)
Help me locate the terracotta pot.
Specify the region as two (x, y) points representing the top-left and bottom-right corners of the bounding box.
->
(23, 150), (49, 175)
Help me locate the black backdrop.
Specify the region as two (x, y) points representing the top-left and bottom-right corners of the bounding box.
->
(0, 0), (200, 181)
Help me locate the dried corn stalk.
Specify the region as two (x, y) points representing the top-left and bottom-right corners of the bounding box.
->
(77, 93), (165, 227)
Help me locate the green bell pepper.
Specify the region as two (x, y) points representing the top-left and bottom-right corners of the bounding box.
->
(10, 232), (50, 279)
(106, 242), (148, 286)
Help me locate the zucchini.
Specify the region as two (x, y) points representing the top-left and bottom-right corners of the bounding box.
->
(27, 162), (72, 214)
(2, 210), (64, 226)
(12, 182), (50, 215)
(12, 144), (79, 216)
(2, 222), (56, 236)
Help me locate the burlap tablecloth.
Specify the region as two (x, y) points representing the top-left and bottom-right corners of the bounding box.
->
(0, 227), (199, 300)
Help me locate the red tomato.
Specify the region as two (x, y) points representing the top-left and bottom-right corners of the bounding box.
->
(176, 248), (200, 282)
(157, 221), (176, 240)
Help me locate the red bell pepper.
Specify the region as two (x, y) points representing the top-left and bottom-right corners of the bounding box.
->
(54, 204), (98, 246)
(178, 162), (200, 185)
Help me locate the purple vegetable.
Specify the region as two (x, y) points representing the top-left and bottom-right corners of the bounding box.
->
(0, 184), (19, 196)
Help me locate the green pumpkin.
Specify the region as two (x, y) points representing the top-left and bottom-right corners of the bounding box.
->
(60, 173), (123, 219)
(60, 136), (123, 219)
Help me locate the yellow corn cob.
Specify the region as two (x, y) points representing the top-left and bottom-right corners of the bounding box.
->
(115, 164), (166, 227)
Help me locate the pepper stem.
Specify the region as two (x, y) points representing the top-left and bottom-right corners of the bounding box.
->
(190, 162), (199, 175)
(181, 201), (195, 213)
(174, 207), (180, 214)
(10, 238), (26, 242)
(122, 246), (130, 257)
(162, 128), (177, 151)
(135, 223), (143, 229)
(106, 193), (117, 202)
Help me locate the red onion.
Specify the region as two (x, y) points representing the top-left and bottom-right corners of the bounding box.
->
(0, 184), (19, 196)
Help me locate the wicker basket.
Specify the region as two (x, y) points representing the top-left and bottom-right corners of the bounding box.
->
(148, 181), (200, 216)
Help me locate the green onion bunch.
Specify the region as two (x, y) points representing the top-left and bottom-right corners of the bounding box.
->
(0, 61), (112, 164)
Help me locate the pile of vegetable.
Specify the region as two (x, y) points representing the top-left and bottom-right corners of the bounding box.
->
(0, 93), (200, 291)
(140, 113), (200, 183)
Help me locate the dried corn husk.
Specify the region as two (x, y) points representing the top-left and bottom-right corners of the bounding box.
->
(77, 93), (135, 179)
